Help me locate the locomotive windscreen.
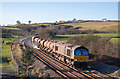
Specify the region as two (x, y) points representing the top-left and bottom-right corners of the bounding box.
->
(74, 47), (88, 56)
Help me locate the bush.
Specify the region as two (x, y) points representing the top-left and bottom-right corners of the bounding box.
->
(37, 28), (54, 40)
(68, 34), (118, 58)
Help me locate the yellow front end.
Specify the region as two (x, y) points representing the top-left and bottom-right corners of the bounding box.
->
(74, 56), (88, 62)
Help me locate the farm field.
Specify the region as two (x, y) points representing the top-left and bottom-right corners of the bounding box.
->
(30, 23), (52, 26)
(61, 21), (118, 32)
(1, 27), (20, 30)
(54, 33), (120, 44)
(56, 33), (119, 37)
(53, 38), (69, 42)
(10, 23), (52, 27)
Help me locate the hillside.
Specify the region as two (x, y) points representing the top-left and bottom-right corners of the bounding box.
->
(61, 21), (118, 32)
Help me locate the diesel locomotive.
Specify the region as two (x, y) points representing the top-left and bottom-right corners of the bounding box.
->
(32, 36), (89, 66)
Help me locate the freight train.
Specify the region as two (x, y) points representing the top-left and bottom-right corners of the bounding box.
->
(32, 36), (89, 66)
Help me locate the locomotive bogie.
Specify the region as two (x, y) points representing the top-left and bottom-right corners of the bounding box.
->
(60, 55), (64, 62)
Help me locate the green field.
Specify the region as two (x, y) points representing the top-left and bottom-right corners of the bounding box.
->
(30, 23), (52, 26)
(54, 33), (119, 44)
(53, 38), (69, 42)
(56, 33), (119, 37)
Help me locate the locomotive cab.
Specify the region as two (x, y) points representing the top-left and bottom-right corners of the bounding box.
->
(74, 46), (89, 62)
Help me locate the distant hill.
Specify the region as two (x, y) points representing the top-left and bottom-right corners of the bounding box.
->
(4, 21), (118, 33)
(60, 21), (118, 33)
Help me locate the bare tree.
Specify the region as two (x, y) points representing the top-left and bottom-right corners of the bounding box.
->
(28, 20), (31, 24)
(102, 18), (107, 21)
(73, 18), (76, 21)
(16, 20), (21, 25)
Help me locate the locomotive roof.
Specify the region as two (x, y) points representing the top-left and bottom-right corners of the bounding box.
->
(55, 42), (75, 47)
(54, 41), (86, 50)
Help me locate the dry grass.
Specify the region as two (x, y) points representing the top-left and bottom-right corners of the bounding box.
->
(1, 27), (20, 30)
(61, 21), (118, 32)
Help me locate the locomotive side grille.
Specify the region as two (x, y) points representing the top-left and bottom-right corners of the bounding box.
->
(67, 49), (71, 56)
(55, 46), (58, 51)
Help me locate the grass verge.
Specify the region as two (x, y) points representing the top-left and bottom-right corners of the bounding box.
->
(1, 36), (20, 74)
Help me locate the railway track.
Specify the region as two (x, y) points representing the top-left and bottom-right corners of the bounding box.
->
(36, 45), (109, 78)
(24, 38), (111, 79)
(37, 46), (102, 78)
(26, 41), (84, 78)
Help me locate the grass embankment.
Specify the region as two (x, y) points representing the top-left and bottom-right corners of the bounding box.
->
(1, 36), (20, 73)
(110, 38), (120, 47)
(61, 21), (118, 32)
(2, 38), (16, 59)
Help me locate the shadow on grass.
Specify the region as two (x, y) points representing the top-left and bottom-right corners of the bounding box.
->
(2, 57), (11, 63)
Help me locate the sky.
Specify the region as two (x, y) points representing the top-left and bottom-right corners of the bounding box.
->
(0, 1), (118, 25)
